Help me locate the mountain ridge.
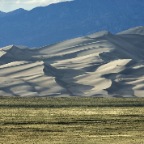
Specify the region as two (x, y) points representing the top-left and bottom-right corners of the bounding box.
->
(0, 0), (144, 47)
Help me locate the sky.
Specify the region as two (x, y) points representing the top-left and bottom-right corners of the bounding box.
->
(0, 0), (70, 12)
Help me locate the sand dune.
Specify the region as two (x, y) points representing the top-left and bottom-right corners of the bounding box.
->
(118, 26), (144, 35)
(0, 26), (144, 97)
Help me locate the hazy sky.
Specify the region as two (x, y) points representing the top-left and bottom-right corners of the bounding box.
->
(0, 0), (70, 12)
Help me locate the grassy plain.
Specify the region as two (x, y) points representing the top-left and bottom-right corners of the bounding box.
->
(0, 97), (144, 144)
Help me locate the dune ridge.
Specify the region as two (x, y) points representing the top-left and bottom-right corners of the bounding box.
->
(0, 26), (144, 97)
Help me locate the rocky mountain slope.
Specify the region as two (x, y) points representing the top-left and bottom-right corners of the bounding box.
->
(0, 0), (144, 47)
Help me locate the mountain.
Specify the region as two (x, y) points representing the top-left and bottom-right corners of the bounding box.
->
(0, 0), (144, 47)
(0, 26), (144, 97)
(0, 11), (6, 17)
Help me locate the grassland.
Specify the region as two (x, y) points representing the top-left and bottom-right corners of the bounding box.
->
(0, 97), (144, 144)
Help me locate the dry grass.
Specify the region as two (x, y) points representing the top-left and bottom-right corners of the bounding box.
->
(0, 97), (144, 144)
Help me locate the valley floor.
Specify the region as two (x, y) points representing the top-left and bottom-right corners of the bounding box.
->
(0, 97), (144, 144)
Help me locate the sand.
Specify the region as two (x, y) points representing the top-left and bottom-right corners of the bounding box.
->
(0, 26), (144, 97)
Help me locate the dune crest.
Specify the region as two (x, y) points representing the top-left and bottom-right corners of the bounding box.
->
(0, 26), (144, 97)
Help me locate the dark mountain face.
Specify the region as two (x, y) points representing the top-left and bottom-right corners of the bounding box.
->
(0, 0), (144, 48)
(0, 11), (6, 17)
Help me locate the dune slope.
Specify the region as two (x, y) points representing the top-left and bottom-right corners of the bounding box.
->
(0, 26), (144, 97)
